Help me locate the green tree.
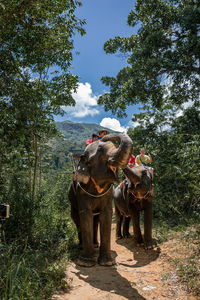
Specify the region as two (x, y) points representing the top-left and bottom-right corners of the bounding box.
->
(0, 0), (85, 234)
(98, 0), (200, 220)
(98, 0), (200, 115)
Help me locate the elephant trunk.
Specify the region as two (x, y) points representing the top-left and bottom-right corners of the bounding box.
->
(102, 133), (133, 168)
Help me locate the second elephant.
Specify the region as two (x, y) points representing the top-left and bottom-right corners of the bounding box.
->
(114, 166), (155, 249)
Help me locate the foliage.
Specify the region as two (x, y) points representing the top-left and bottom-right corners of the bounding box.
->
(0, 167), (78, 300)
(128, 123), (200, 222)
(0, 1), (85, 299)
(1, 0), (199, 298)
(98, 0), (200, 116)
(98, 0), (200, 223)
(0, 241), (65, 300)
(0, 0), (85, 203)
(174, 225), (200, 296)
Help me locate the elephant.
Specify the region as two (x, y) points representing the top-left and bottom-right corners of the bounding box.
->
(114, 165), (155, 249)
(68, 133), (133, 267)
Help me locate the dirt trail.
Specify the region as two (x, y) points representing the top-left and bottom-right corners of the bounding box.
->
(52, 225), (197, 300)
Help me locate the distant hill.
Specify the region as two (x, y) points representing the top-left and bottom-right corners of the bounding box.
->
(56, 120), (115, 143)
(46, 121), (117, 171)
(45, 120), (117, 170)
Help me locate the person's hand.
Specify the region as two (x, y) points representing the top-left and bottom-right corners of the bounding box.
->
(148, 153), (152, 163)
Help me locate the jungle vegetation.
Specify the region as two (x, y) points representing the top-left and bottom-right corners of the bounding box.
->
(98, 0), (200, 294)
(99, 0), (200, 221)
(0, 0), (200, 299)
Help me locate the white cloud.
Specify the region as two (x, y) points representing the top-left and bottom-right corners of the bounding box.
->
(174, 100), (194, 118)
(100, 118), (127, 133)
(127, 120), (138, 128)
(62, 82), (100, 118)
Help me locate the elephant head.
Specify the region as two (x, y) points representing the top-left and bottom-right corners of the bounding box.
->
(76, 133), (133, 186)
(123, 166), (153, 201)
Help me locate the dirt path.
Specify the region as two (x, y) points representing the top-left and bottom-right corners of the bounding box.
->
(52, 225), (197, 300)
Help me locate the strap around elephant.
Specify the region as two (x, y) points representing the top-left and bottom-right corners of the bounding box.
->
(77, 182), (113, 198)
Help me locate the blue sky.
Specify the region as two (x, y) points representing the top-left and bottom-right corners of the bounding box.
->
(55, 0), (139, 132)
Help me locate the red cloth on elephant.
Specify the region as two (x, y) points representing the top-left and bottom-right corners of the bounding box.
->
(85, 139), (92, 146)
(128, 154), (135, 168)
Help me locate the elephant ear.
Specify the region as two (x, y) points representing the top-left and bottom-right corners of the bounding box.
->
(76, 153), (90, 184)
(145, 167), (153, 180)
(141, 167), (153, 183)
(84, 140), (100, 162)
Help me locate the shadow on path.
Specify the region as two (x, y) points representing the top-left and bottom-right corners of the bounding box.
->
(116, 236), (160, 268)
(73, 250), (146, 300)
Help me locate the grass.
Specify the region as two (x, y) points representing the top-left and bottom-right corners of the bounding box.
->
(0, 239), (72, 300)
(157, 222), (200, 296)
(175, 225), (200, 296)
(0, 212), (80, 300)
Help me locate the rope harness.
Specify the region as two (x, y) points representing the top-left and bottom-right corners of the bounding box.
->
(122, 178), (153, 202)
(77, 182), (113, 198)
(129, 166), (153, 201)
(128, 188), (152, 200)
(70, 151), (113, 198)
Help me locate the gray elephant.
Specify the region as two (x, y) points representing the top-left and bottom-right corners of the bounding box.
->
(68, 134), (133, 267)
(114, 166), (155, 249)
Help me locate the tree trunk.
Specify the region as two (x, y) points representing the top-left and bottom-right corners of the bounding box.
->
(32, 134), (38, 201)
(39, 143), (43, 194)
(28, 150), (32, 197)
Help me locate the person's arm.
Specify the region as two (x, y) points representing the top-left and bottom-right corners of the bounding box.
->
(135, 155), (141, 166)
(148, 153), (152, 163)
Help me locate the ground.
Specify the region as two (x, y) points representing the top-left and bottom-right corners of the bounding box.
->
(52, 224), (198, 300)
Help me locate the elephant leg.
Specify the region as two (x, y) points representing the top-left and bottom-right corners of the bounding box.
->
(77, 209), (96, 267)
(115, 205), (123, 239)
(131, 208), (143, 246)
(98, 208), (114, 266)
(144, 202), (156, 249)
(93, 214), (99, 247)
(71, 205), (82, 245)
(123, 216), (131, 238)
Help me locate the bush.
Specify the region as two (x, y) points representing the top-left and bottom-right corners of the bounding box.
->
(0, 168), (78, 299)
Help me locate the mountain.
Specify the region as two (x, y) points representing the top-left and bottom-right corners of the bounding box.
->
(46, 120), (116, 170)
(55, 120), (115, 143)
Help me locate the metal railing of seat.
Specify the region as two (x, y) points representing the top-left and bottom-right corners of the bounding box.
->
(69, 149), (83, 171)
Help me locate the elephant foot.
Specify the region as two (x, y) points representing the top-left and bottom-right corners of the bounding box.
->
(76, 256), (96, 267)
(116, 233), (123, 240)
(144, 240), (157, 250)
(135, 237), (144, 247)
(123, 232), (131, 238)
(98, 256), (115, 266)
(94, 242), (99, 248)
(137, 242), (144, 247)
